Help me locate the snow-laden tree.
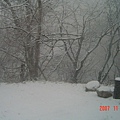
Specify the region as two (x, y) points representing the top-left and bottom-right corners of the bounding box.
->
(0, 0), (119, 83)
(97, 0), (120, 83)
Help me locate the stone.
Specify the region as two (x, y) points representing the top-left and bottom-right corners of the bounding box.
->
(96, 86), (112, 98)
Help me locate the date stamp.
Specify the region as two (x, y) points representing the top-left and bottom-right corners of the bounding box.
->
(100, 106), (119, 111)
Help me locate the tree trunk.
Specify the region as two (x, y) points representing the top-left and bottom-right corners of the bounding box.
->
(34, 0), (42, 77)
(25, 0), (35, 78)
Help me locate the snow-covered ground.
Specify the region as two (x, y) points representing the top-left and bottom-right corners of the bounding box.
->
(0, 81), (119, 120)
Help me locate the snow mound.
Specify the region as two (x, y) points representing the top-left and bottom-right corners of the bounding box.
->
(115, 77), (120, 81)
(97, 86), (112, 92)
(85, 81), (100, 91)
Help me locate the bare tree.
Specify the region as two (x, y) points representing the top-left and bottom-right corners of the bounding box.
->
(46, 1), (112, 83)
(0, 0), (119, 83)
(0, 0), (45, 81)
(0, 0), (61, 82)
(98, 0), (120, 83)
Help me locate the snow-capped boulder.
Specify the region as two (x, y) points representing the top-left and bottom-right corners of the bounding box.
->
(85, 81), (100, 92)
(96, 86), (113, 98)
(115, 77), (120, 81)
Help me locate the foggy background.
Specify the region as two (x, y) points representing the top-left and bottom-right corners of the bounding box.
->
(0, 0), (120, 84)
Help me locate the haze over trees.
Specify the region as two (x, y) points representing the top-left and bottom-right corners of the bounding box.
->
(0, 0), (120, 83)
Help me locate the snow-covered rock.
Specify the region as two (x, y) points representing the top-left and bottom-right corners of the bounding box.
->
(97, 86), (113, 92)
(96, 86), (113, 98)
(115, 77), (120, 81)
(85, 81), (100, 92)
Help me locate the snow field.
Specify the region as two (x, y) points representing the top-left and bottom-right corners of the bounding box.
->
(0, 81), (119, 120)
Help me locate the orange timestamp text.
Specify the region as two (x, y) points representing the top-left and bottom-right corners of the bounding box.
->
(100, 106), (119, 111)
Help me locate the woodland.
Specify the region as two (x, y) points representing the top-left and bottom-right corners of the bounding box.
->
(0, 0), (120, 83)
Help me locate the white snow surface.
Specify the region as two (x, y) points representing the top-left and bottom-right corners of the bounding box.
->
(86, 81), (100, 90)
(97, 86), (114, 92)
(0, 81), (119, 120)
(115, 77), (120, 81)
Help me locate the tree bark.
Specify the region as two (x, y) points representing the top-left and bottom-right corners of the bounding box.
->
(34, 0), (42, 77)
